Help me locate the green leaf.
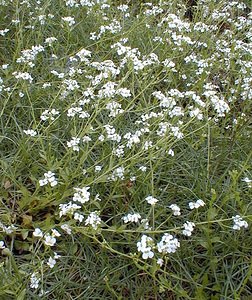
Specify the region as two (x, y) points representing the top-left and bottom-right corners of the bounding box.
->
(17, 289), (26, 300)
(208, 207), (218, 221)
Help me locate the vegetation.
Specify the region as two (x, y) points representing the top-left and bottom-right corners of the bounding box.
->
(0, 0), (252, 299)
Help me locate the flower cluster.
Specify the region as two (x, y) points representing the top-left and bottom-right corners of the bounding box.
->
(23, 129), (37, 136)
(182, 221), (195, 237)
(122, 213), (141, 224)
(39, 171), (58, 187)
(189, 199), (205, 210)
(157, 233), (180, 254)
(0, 222), (17, 234)
(12, 71), (33, 83)
(137, 235), (154, 259)
(242, 177), (252, 188)
(40, 109), (60, 121)
(73, 187), (90, 203)
(67, 137), (81, 151)
(232, 215), (248, 230)
(169, 204), (181, 216)
(109, 166), (125, 181)
(137, 233), (181, 260)
(59, 202), (81, 217)
(33, 228), (61, 247)
(145, 195), (158, 206)
(16, 45), (44, 67)
(47, 252), (61, 268)
(30, 272), (40, 289)
(85, 211), (101, 230)
(62, 16), (75, 26)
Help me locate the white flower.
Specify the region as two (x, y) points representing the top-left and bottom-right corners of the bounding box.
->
(109, 167), (125, 181)
(142, 248), (154, 259)
(188, 202), (195, 209)
(157, 233), (180, 254)
(0, 28), (10, 36)
(232, 215), (248, 230)
(45, 37), (57, 46)
(33, 228), (43, 237)
(51, 229), (61, 237)
(189, 199), (205, 209)
(94, 194), (101, 201)
(242, 177), (252, 188)
(61, 224), (72, 235)
(59, 201), (81, 217)
(95, 165), (102, 172)
(85, 211), (101, 230)
(182, 221), (195, 236)
(169, 204), (181, 216)
(39, 171), (58, 187)
(112, 145), (125, 157)
(83, 135), (91, 143)
(62, 16), (75, 26)
(74, 212), (84, 222)
(0, 241), (5, 249)
(157, 258), (164, 267)
(24, 129), (37, 136)
(98, 134), (105, 141)
(73, 187), (90, 203)
(44, 234), (56, 247)
(47, 257), (56, 268)
(122, 213), (141, 224)
(195, 199), (205, 207)
(168, 149), (174, 156)
(13, 71), (33, 83)
(137, 235), (154, 259)
(145, 195), (158, 206)
(139, 165), (147, 172)
(54, 252), (61, 259)
(67, 137), (80, 151)
(2, 224), (17, 234)
(106, 101), (124, 117)
(40, 109), (59, 121)
(76, 48), (92, 61)
(30, 272), (40, 289)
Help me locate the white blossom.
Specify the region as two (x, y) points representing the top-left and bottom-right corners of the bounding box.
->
(137, 235), (154, 259)
(122, 213), (141, 224)
(33, 228), (43, 237)
(39, 171), (58, 187)
(44, 234), (56, 247)
(47, 257), (56, 268)
(232, 215), (248, 230)
(169, 204), (181, 216)
(0, 241), (5, 249)
(145, 195), (158, 206)
(73, 187), (90, 203)
(30, 272), (40, 289)
(24, 129), (37, 136)
(189, 199), (205, 209)
(157, 233), (180, 254)
(85, 211), (101, 230)
(182, 221), (195, 236)
(61, 224), (72, 235)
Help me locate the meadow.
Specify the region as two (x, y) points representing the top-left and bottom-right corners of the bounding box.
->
(0, 0), (252, 299)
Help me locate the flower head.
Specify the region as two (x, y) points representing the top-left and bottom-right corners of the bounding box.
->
(145, 195), (158, 206)
(44, 234), (56, 247)
(232, 215), (248, 230)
